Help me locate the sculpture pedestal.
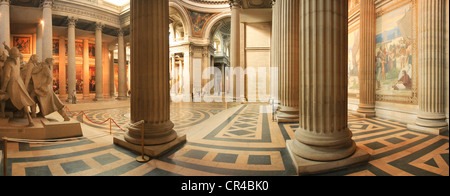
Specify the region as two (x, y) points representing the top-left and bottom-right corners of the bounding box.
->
(113, 134), (186, 158)
(0, 117), (83, 140)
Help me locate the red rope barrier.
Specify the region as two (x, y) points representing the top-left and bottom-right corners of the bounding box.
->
(64, 106), (127, 132)
(110, 118), (127, 132)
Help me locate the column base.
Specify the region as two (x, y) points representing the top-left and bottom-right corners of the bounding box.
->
(355, 104), (376, 118)
(116, 96), (128, 100)
(276, 106), (299, 123)
(93, 97), (104, 101)
(407, 123), (448, 135)
(352, 110), (376, 118)
(113, 133), (186, 158)
(286, 140), (371, 175)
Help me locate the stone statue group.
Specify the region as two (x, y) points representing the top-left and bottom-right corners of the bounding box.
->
(0, 42), (70, 127)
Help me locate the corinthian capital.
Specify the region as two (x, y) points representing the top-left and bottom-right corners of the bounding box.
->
(67, 16), (78, 27)
(95, 22), (105, 31)
(41, 0), (53, 8)
(229, 0), (242, 9)
(0, 0), (10, 6)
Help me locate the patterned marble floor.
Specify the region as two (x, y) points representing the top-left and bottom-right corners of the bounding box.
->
(0, 102), (448, 176)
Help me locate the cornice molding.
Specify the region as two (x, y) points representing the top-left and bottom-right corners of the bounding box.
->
(53, 1), (121, 28)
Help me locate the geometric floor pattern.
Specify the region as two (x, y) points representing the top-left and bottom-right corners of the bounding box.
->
(1, 102), (448, 176)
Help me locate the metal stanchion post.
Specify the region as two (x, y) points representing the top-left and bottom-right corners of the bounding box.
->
(109, 118), (112, 135)
(2, 137), (7, 176)
(136, 121), (150, 163)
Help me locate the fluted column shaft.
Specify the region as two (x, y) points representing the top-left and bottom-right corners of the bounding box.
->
(42, 0), (53, 61)
(357, 0), (376, 117)
(117, 29), (127, 99)
(0, 0), (10, 47)
(125, 0), (177, 145)
(67, 17), (77, 101)
(94, 23), (104, 100)
(270, 0), (279, 102)
(277, 0), (300, 122)
(415, 0), (448, 129)
(289, 0), (356, 161)
(83, 39), (90, 98)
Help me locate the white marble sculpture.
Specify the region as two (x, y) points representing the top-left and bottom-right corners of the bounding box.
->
(0, 42), (70, 125)
(0, 45), (35, 126)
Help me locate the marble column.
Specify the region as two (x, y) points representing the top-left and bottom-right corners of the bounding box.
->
(58, 36), (66, 96)
(83, 39), (90, 99)
(0, 0), (10, 47)
(109, 49), (115, 97)
(94, 22), (104, 101)
(117, 29), (127, 99)
(114, 0), (186, 157)
(66, 17), (77, 102)
(408, 0), (448, 134)
(276, 0), (299, 123)
(42, 0), (53, 61)
(356, 0), (376, 117)
(230, 0), (243, 102)
(286, 0), (370, 175)
(270, 0), (279, 104)
(36, 23), (43, 61)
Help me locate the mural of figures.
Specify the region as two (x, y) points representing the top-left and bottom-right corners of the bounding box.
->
(189, 10), (214, 37)
(375, 3), (414, 97)
(348, 28), (360, 95)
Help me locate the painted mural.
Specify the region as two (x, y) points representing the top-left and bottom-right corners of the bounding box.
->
(188, 10), (214, 37)
(348, 28), (360, 95)
(13, 36), (31, 54)
(375, 2), (416, 103)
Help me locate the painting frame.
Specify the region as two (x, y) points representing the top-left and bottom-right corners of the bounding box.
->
(374, 0), (418, 105)
(12, 35), (32, 55)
